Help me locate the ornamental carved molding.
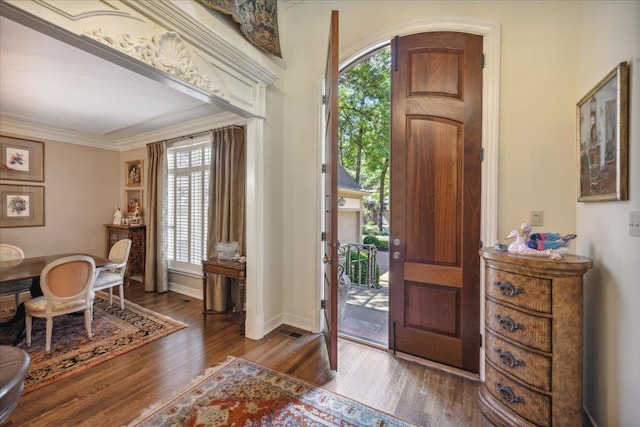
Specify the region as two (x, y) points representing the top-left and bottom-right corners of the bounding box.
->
(83, 29), (228, 100)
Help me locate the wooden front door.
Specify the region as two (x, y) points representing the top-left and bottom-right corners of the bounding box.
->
(322, 10), (339, 371)
(389, 32), (483, 372)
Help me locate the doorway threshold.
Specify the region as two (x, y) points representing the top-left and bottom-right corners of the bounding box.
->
(338, 335), (481, 382)
(394, 351), (482, 382)
(338, 332), (387, 351)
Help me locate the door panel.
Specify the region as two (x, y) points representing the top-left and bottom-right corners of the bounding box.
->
(390, 32), (482, 372)
(322, 10), (339, 371)
(405, 282), (458, 334)
(405, 117), (461, 264)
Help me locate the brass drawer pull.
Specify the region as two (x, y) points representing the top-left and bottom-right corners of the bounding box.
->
(493, 280), (523, 297)
(495, 382), (524, 404)
(495, 314), (524, 332)
(494, 348), (525, 368)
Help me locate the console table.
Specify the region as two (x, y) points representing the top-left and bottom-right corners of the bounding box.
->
(202, 257), (246, 335)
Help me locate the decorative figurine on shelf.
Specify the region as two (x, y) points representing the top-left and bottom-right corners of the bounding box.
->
(112, 206), (122, 225)
(506, 223), (569, 260)
(526, 232), (577, 250)
(131, 204), (143, 226)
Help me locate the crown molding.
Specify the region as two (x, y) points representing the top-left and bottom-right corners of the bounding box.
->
(0, 115), (120, 150)
(0, 111), (244, 152)
(117, 111), (245, 149)
(125, 0), (279, 86)
(83, 29), (229, 100)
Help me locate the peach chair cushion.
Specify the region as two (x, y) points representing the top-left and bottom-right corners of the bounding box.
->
(24, 255), (95, 353)
(24, 257), (95, 315)
(45, 261), (93, 298)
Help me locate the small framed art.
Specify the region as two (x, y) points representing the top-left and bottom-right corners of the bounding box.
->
(125, 189), (142, 214)
(0, 184), (44, 227)
(577, 62), (629, 202)
(125, 159), (143, 187)
(0, 136), (44, 182)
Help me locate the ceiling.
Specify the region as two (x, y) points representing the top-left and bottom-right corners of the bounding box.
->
(0, 16), (229, 150)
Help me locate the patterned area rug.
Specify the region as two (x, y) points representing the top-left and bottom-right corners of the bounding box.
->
(127, 357), (418, 427)
(0, 293), (187, 394)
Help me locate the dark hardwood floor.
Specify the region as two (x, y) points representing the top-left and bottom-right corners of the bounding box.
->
(5, 282), (483, 426)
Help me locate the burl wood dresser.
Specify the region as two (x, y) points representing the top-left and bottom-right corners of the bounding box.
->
(104, 224), (146, 285)
(478, 248), (592, 426)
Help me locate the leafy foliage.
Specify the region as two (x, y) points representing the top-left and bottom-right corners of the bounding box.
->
(345, 250), (380, 288)
(339, 48), (391, 229)
(363, 234), (389, 251)
(362, 235), (380, 246)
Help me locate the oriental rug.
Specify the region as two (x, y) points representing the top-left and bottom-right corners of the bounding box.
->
(126, 356), (418, 427)
(0, 293), (187, 394)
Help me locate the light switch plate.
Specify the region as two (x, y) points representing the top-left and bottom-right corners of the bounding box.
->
(531, 210), (544, 226)
(630, 212), (640, 237)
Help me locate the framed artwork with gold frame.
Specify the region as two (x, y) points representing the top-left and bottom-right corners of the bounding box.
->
(125, 189), (142, 214)
(125, 159), (143, 187)
(577, 62), (629, 202)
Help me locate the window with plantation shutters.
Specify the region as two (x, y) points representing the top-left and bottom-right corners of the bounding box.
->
(167, 137), (211, 271)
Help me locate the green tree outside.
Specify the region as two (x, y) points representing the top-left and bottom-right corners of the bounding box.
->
(338, 48), (391, 231)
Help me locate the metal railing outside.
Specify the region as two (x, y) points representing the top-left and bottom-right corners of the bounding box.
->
(338, 242), (378, 289)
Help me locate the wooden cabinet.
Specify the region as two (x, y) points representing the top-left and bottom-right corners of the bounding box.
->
(105, 224), (146, 285)
(478, 249), (592, 427)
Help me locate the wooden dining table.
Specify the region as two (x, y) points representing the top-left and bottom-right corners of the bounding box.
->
(0, 253), (111, 344)
(0, 253), (111, 286)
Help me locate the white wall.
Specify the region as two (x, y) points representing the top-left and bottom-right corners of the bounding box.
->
(576, 2), (640, 426)
(261, 82), (286, 332)
(279, 0), (639, 423)
(279, 0), (581, 327)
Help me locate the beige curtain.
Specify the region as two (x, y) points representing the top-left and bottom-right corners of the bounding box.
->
(144, 141), (168, 293)
(206, 126), (246, 311)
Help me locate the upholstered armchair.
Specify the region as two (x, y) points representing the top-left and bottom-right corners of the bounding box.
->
(93, 239), (132, 311)
(0, 244), (32, 307)
(25, 255), (96, 354)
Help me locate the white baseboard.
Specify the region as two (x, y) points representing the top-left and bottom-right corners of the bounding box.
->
(281, 313), (312, 332)
(168, 282), (202, 300)
(165, 283), (313, 338)
(263, 313), (285, 335)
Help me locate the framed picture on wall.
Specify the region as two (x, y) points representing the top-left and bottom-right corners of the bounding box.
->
(0, 184), (44, 227)
(0, 136), (44, 182)
(125, 159), (143, 186)
(125, 189), (142, 214)
(577, 61), (629, 202)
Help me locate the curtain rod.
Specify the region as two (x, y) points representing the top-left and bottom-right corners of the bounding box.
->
(147, 125), (244, 146)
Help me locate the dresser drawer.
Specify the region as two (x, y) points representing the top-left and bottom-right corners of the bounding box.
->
(485, 362), (551, 427)
(486, 301), (551, 352)
(486, 267), (551, 313)
(485, 330), (551, 391)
